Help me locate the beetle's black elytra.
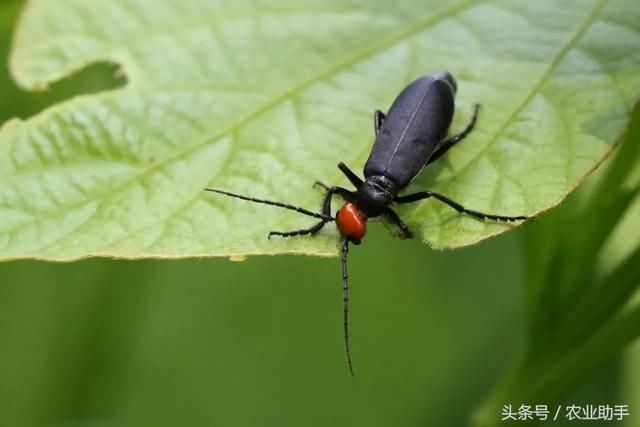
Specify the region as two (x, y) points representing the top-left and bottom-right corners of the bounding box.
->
(205, 71), (531, 376)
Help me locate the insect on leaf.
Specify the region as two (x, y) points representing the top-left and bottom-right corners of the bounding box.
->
(1, 0), (639, 260)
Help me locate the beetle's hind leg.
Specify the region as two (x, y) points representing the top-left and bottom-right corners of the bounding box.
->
(394, 190), (530, 222)
(268, 186), (355, 239)
(383, 207), (413, 239)
(374, 110), (386, 135)
(427, 103), (481, 165)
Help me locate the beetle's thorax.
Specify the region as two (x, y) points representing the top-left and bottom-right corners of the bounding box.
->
(355, 175), (397, 218)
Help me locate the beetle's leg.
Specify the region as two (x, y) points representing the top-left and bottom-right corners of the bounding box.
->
(268, 220), (328, 239)
(268, 186), (355, 239)
(374, 110), (386, 135)
(427, 103), (481, 165)
(383, 207), (413, 239)
(319, 186), (354, 215)
(338, 162), (364, 189)
(394, 190), (530, 222)
(312, 183), (354, 214)
(313, 181), (330, 191)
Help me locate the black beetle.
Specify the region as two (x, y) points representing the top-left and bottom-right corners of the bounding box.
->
(205, 71), (530, 375)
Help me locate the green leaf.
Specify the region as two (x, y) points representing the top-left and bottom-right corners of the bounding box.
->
(474, 107), (640, 427)
(2, 0), (639, 260)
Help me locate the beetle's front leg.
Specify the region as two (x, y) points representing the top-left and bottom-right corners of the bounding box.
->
(337, 162), (364, 189)
(383, 207), (413, 239)
(268, 185), (355, 239)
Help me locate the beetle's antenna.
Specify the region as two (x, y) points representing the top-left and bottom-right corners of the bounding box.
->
(341, 239), (354, 376)
(204, 188), (332, 221)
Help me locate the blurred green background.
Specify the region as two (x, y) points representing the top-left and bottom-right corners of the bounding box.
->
(1, 1), (638, 426)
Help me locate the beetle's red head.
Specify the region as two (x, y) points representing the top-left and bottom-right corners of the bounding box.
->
(336, 203), (367, 244)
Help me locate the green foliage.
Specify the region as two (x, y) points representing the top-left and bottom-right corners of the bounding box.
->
(1, 1), (640, 427)
(1, 0), (638, 260)
(474, 108), (640, 426)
